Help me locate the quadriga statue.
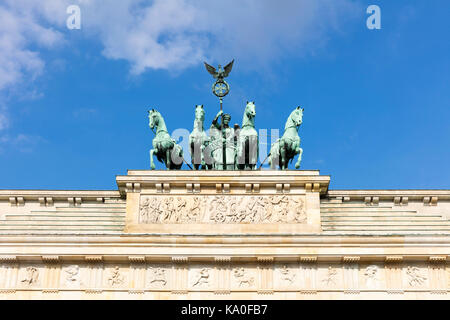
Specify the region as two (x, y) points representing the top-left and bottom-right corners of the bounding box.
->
(236, 101), (258, 170)
(268, 106), (304, 170)
(189, 105), (212, 170)
(148, 109), (183, 170)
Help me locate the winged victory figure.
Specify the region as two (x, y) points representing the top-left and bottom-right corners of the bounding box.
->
(204, 59), (234, 81)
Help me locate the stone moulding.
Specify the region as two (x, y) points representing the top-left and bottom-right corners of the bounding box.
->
(0, 255), (448, 298)
(116, 170), (330, 196)
(327, 190), (450, 203)
(0, 190), (121, 203)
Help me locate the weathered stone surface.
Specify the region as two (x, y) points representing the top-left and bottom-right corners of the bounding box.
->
(0, 170), (449, 299)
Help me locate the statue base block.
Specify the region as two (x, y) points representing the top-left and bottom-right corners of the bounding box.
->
(116, 170), (330, 235)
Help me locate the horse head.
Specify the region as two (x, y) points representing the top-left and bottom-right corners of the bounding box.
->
(148, 109), (160, 130)
(245, 101), (256, 119)
(194, 105), (205, 121)
(291, 106), (304, 127)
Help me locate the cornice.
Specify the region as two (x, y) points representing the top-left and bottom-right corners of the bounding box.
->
(0, 190), (121, 201)
(116, 170), (330, 196)
(327, 189), (450, 201)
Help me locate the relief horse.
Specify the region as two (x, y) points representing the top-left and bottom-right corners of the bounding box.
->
(148, 109), (183, 170)
(236, 101), (258, 170)
(268, 106), (303, 170)
(189, 105), (212, 170)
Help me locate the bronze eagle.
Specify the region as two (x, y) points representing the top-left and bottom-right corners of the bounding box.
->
(204, 59), (234, 80)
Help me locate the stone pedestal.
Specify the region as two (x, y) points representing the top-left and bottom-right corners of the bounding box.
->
(116, 170), (330, 235)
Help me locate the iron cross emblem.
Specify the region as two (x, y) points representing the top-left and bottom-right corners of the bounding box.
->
(212, 80), (230, 98)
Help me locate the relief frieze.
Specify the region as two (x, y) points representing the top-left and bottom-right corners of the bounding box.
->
(0, 261), (446, 293)
(139, 195), (306, 224)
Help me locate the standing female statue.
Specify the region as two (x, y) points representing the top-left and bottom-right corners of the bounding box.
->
(148, 109), (183, 170)
(268, 107), (304, 170)
(209, 110), (236, 170)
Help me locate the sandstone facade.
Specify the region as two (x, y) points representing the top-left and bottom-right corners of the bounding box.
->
(0, 170), (449, 299)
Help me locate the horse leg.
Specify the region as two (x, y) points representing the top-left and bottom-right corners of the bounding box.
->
(253, 136), (259, 170)
(165, 148), (171, 169)
(150, 149), (156, 170)
(251, 135), (258, 170)
(190, 141), (196, 170)
(268, 144), (277, 170)
(280, 143), (287, 170)
(176, 146), (184, 170)
(192, 141), (202, 170)
(242, 137), (250, 170)
(295, 147), (303, 169)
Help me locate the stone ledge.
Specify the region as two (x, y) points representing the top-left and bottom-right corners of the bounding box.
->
(116, 170), (330, 196)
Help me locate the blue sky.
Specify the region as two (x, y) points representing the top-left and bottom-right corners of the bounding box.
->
(0, 0), (449, 190)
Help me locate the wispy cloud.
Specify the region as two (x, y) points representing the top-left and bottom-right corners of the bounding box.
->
(73, 108), (98, 119)
(78, 0), (360, 73)
(0, 1), (65, 91)
(0, 112), (8, 131)
(0, 0), (360, 88)
(0, 133), (47, 153)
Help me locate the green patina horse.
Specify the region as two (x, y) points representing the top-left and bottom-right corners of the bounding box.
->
(189, 105), (212, 170)
(148, 109), (183, 170)
(268, 106), (304, 170)
(236, 101), (258, 170)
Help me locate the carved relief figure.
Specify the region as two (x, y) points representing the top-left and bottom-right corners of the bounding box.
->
(108, 266), (124, 286)
(279, 265), (295, 284)
(149, 268), (167, 286)
(21, 266), (39, 285)
(192, 268), (210, 287)
(233, 268), (254, 287)
(188, 197), (203, 222)
(268, 195), (289, 223)
(406, 266), (427, 287)
(140, 197), (160, 223)
(209, 196), (228, 223)
(322, 266), (337, 286)
(288, 198), (306, 223)
(161, 197), (175, 222)
(175, 197), (188, 223)
(64, 265), (80, 283)
(364, 265), (379, 287)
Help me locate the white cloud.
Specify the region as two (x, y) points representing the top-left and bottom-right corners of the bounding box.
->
(0, 2), (65, 91)
(77, 0), (360, 73)
(0, 0), (359, 86)
(0, 133), (47, 153)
